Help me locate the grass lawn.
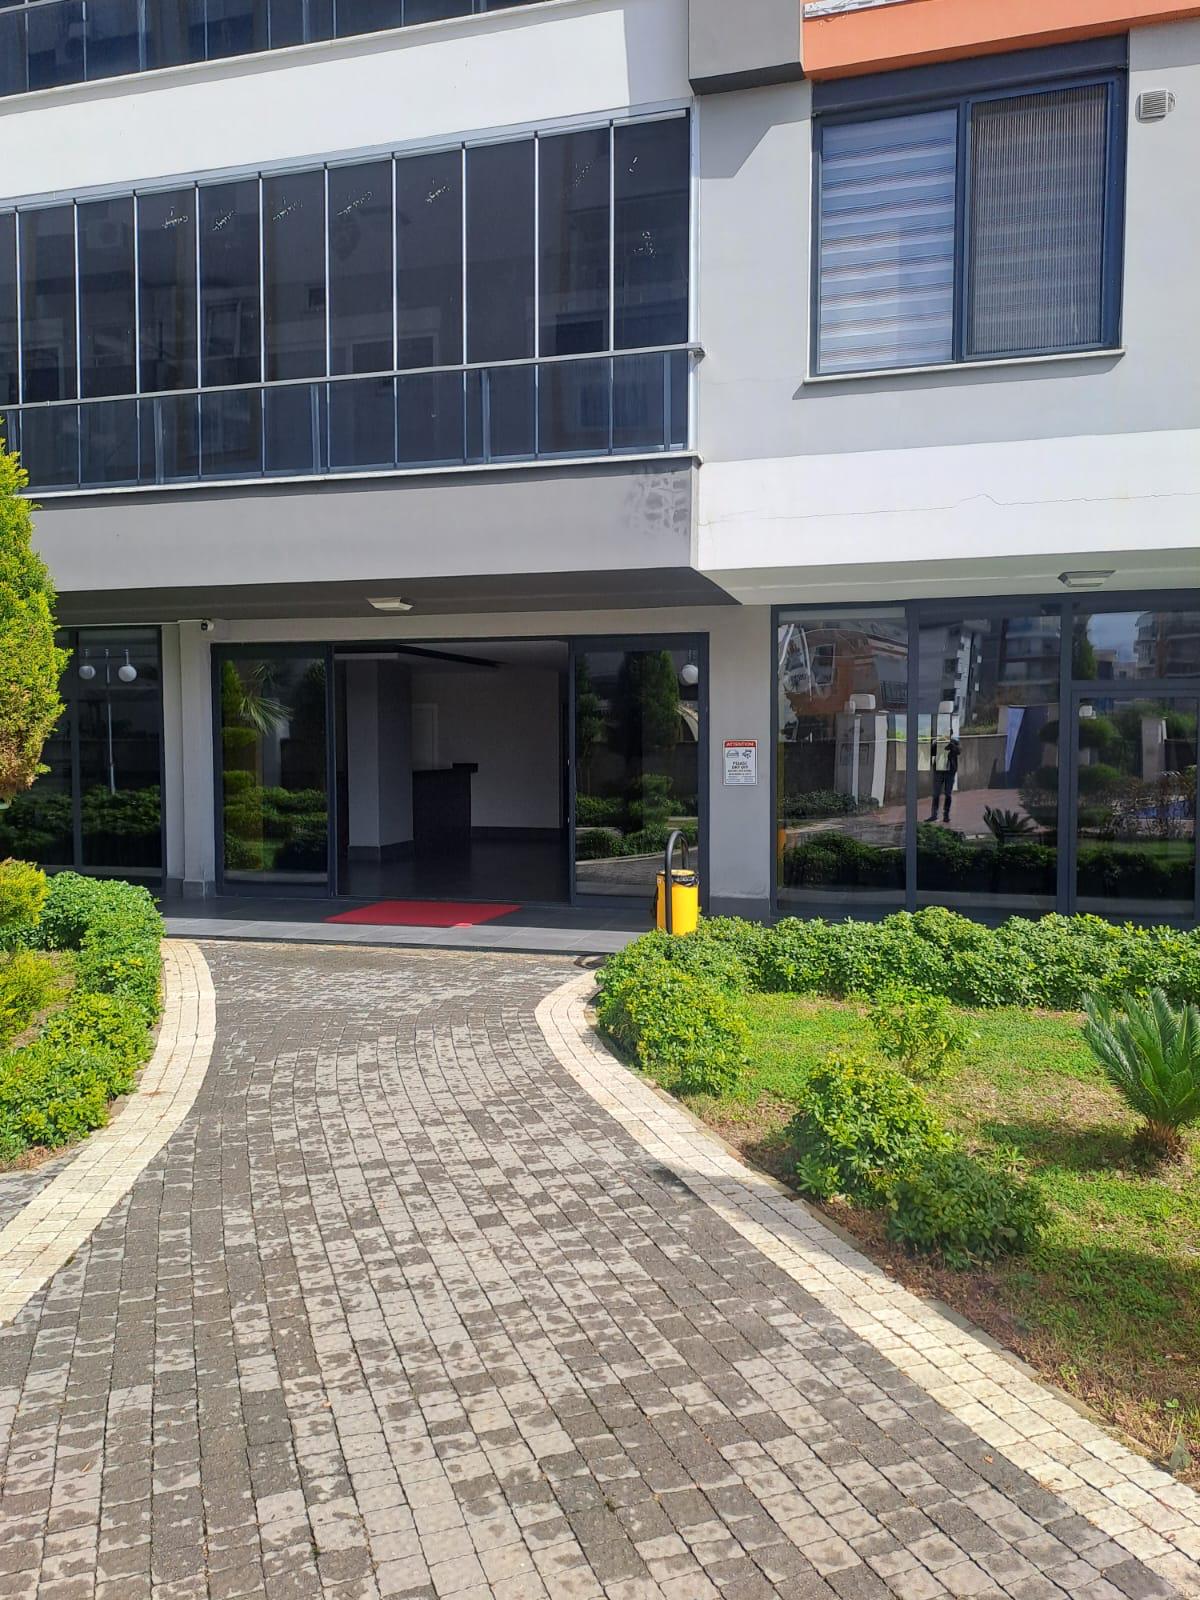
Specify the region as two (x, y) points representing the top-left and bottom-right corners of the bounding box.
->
(681, 994), (1200, 1481)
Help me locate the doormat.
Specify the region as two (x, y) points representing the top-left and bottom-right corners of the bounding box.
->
(325, 900), (522, 929)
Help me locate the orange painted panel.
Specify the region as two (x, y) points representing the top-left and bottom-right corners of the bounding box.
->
(803, 0), (1200, 78)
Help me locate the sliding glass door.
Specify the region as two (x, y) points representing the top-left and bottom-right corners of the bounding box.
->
(570, 639), (705, 903)
(216, 648), (332, 889)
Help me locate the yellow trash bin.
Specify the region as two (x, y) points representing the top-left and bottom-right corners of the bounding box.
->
(656, 869), (700, 936)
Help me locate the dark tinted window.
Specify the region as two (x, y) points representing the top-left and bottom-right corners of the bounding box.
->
(334, 0), (402, 35)
(397, 150), (463, 369)
(200, 180), (261, 387)
(329, 161), (393, 376)
(205, 0), (268, 57)
(20, 207), (78, 403)
(85, 0), (142, 79)
(143, 0), (205, 67)
(614, 116), (689, 349)
(263, 170), (326, 381)
(139, 188), (198, 393)
(27, 1), (85, 91)
(539, 127), (609, 356)
(0, 14), (28, 99)
(269, 0), (333, 45)
(466, 140), (533, 364)
(0, 215), (17, 407)
(78, 197), (136, 398)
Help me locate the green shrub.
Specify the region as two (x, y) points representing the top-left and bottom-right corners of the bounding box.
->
(597, 957), (748, 1098)
(868, 986), (974, 1081)
(0, 949), (61, 1046)
(39, 991), (147, 1093)
(0, 858), (47, 947)
(886, 1149), (1049, 1268)
(787, 1052), (951, 1203)
(1083, 988), (1200, 1158)
(0, 1043), (113, 1159)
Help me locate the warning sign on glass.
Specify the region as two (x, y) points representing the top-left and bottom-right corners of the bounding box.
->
(723, 740), (758, 786)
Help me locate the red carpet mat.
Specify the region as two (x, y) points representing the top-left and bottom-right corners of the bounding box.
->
(325, 900), (521, 929)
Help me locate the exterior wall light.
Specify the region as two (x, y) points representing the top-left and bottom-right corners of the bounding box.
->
(1058, 571), (1115, 590)
(78, 663), (96, 681)
(368, 597), (413, 613)
(679, 661), (700, 687)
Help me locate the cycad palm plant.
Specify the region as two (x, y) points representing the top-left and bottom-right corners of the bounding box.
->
(1083, 988), (1200, 1159)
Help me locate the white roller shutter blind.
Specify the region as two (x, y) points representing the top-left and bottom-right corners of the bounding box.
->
(817, 109), (958, 374)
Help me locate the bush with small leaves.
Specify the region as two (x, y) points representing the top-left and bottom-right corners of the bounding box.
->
(597, 958), (748, 1099)
(886, 1148), (1049, 1268)
(868, 986), (975, 1082)
(0, 859), (47, 948)
(1083, 988), (1200, 1159)
(0, 950), (61, 1047)
(787, 1052), (951, 1203)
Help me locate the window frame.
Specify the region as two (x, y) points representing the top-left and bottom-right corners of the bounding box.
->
(810, 68), (1127, 378)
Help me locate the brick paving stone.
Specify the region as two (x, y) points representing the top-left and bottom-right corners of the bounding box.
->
(0, 942), (1193, 1600)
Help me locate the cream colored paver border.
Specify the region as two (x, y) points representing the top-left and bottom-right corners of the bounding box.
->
(0, 939), (215, 1326)
(536, 972), (1200, 1596)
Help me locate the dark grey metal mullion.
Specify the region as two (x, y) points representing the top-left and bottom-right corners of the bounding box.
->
(566, 639), (578, 908)
(325, 642), (337, 897)
(905, 607), (919, 911)
(68, 633), (84, 870)
(1057, 599), (1075, 912)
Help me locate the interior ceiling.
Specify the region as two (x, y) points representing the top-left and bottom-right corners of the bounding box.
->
(54, 568), (738, 626)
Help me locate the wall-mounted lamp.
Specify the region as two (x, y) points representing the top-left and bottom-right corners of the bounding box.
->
(679, 661), (700, 688)
(1059, 571), (1115, 591)
(368, 597), (413, 614)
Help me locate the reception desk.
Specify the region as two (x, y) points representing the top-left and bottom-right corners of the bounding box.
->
(412, 764), (477, 851)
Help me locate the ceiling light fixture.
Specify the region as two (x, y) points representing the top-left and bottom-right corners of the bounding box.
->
(367, 597), (413, 613)
(1058, 570), (1115, 591)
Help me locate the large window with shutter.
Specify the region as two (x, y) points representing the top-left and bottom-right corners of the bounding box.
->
(813, 73), (1124, 376)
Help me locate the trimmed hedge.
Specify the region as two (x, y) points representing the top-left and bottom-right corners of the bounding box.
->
(595, 945), (748, 1098)
(0, 871), (163, 1161)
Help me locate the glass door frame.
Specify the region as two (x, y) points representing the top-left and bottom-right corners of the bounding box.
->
(567, 632), (710, 911)
(211, 642), (338, 898)
(1064, 681), (1200, 921)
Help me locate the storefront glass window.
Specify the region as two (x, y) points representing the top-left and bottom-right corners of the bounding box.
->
(917, 610), (1061, 910)
(776, 614), (907, 906)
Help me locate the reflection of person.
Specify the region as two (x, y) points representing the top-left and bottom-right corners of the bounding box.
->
(929, 734), (961, 823)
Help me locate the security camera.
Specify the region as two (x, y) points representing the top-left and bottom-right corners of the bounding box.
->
(199, 620), (216, 633)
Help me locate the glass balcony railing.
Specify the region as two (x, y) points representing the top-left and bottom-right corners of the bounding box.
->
(4, 349), (692, 494)
(0, 0), (543, 98)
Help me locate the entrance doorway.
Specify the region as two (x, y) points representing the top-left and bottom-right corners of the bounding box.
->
(335, 640), (570, 904)
(213, 633), (708, 909)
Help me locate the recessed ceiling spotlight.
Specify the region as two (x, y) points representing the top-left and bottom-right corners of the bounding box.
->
(1058, 570), (1115, 591)
(367, 597), (413, 613)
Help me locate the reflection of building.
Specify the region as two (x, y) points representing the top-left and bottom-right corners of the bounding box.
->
(1136, 614), (1200, 679)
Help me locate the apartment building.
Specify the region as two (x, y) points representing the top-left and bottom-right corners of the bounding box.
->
(1, 0), (1197, 924)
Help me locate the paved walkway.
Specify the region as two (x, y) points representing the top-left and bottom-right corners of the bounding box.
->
(0, 942), (1194, 1600)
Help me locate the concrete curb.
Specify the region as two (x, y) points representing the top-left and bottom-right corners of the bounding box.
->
(0, 939), (216, 1326)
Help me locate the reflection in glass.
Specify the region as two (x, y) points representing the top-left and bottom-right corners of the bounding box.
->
(0, 14), (28, 100)
(397, 371), (462, 464)
(20, 406), (79, 488)
(466, 366), (534, 461)
(200, 388), (263, 477)
(614, 117), (690, 349)
(81, 398), (139, 486)
(139, 189), (198, 393)
(78, 197), (137, 398)
(916, 613), (1060, 909)
(397, 150), (462, 369)
(85, 0), (141, 79)
(331, 378), (396, 470)
(200, 180), (261, 386)
(263, 170), (326, 381)
(0, 214), (17, 406)
(0, 629), (163, 879)
(329, 161), (393, 377)
(20, 206), (77, 402)
(1075, 697), (1197, 917)
(139, 393), (200, 483)
(538, 359), (609, 455)
(539, 128), (610, 356)
(776, 615), (908, 904)
(574, 647), (701, 899)
(466, 141), (534, 363)
(264, 383), (325, 475)
(27, 2), (84, 91)
(77, 631), (163, 873)
(1075, 610), (1200, 683)
(220, 655), (329, 884)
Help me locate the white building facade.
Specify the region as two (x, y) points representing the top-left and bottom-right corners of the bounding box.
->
(3, 0), (1198, 922)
